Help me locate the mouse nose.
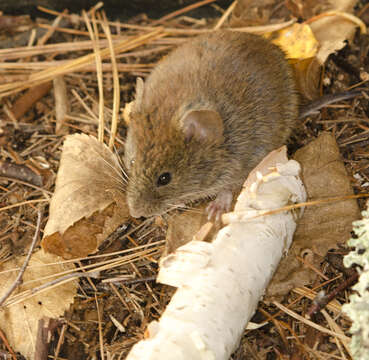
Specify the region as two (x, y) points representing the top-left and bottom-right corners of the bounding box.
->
(129, 207), (143, 218)
(127, 195), (145, 218)
(127, 202), (143, 218)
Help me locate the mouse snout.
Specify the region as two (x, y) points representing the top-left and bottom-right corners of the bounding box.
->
(126, 191), (157, 218)
(127, 191), (167, 218)
(128, 207), (143, 219)
(127, 197), (145, 218)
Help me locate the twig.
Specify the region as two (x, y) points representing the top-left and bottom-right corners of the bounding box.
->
(307, 272), (359, 318)
(0, 199), (48, 213)
(95, 294), (105, 360)
(0, 160), (43, 187)
(53, 76), (69, 134)
(0, 328), (17, 360)
(0, 209), (43, 306)
(102, 275), (156, 285)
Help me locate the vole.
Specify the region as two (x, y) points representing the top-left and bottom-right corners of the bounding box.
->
(124, 31), (299, 219)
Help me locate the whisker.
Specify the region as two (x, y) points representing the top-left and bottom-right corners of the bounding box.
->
(101, 155), (128, 184)
(98, 152), (128, 185)
(166, 203), (204, 215)
(169, 204), (203, 214)
(88, 142), (128, 184)
(95, 169), (127, 188)
(90, 175), (126, 191)
(112, 144), (129, 181)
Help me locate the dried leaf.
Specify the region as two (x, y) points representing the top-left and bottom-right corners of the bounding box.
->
(0, 249), (77, 360)
(42, 134), (129, 259)
(309, 0), (360, 64)
(266, 23), (320, 100)
(164, 205), (211, 256)
(266, 132), (360, 298)
(269, 23), (319, 60)
(291, 56), (321, 100)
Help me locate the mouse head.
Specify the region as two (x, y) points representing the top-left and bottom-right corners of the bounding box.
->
(124, 78), (225, 218)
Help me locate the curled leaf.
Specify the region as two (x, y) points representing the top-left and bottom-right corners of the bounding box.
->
(42, 134), (129, 259)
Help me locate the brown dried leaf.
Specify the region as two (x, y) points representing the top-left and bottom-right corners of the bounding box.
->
(291, 56), (321, 100)
(164, 205), (211, 256)
(266, 132), (360, 298)
(0, 249), (77, 360)
(42, 133), (129, 259)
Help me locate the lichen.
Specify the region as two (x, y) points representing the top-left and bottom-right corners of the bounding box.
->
(343, 210), (369, 359)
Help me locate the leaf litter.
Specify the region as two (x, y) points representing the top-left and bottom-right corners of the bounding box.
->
(0, 0), (368, 359)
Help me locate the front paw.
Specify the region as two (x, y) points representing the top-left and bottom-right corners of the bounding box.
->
(206, 190), (233, 222)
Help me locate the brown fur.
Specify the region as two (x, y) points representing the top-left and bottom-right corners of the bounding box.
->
(124, 31), (299, 217)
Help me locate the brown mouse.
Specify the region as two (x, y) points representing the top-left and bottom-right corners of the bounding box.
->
(124, 31), (299, 219)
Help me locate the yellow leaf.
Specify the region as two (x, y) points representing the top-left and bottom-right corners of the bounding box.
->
(266, 23), (319, 60)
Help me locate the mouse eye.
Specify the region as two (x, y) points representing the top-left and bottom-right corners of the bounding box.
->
(157, 172), (171, 187)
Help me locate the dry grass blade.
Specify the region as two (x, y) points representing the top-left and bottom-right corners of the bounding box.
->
(321, 310), (351, 358)
(83, 10), (105, 142)
(273, 301), (350, 341)
(213, 0), (237, 30)
(223, 192), (369, 224)
(3, 245), (163, 307)
(37, 9), (67, 46)
(0, 61), (153, 72)
(0, 40), (124, 61)
(100, 11), (120, 149)
(0, 28), (164, 98)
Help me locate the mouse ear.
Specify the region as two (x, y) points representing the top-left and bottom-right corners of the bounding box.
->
(134, 77), (145, 111)
(180, 110), (224, 144)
